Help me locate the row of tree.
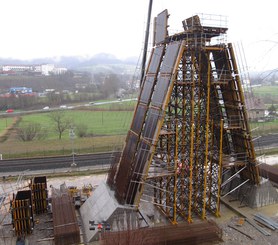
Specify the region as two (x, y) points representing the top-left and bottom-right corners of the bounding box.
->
(0, 72), (136, 111)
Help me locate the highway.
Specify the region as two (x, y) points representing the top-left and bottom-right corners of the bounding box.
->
(0, 150), (277, 184)
(0, 98), (138, 117)
(0, 152), (121, 174)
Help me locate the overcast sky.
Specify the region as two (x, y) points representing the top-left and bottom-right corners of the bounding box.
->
(1, 0), (277, 71)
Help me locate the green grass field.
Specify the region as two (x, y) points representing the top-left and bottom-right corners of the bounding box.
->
(20, 110), (134, 139)
(93, 100), (137, 110)
(1, 135), (126, 159)
(0, 107), (134, 158)
(252, 85), (278, 97)
(0, 118), (14, 131)
(250, 119), (278, 136)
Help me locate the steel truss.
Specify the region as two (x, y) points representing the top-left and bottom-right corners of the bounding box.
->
(108, 11), (260, 224)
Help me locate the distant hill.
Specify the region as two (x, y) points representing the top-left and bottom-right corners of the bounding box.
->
(249, 69), (278, 85)
(0, 53), (140, 74)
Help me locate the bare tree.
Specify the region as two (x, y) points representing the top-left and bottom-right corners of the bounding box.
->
(16, 123), (42, 141)
(49, 111), (71, 139)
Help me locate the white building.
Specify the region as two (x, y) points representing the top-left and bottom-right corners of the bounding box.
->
(52, 67), (67, 75)
(2, 65), (33, 72)
(41, 64), (55, 76)
(1, 64), (67, 76)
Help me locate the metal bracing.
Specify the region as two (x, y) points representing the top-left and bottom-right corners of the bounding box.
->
(149, 46), (225, 223)
(108, 12), (260, 225)
(146, 17), (258, 222)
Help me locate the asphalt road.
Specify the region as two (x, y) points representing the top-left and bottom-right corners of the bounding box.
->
(253, 133), (278, 150)
(0, 152), (121, 176)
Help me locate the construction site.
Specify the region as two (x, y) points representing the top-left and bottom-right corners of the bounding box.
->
(1, 8), (278, 245)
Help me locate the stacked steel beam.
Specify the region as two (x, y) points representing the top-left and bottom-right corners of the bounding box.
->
(52, 193), (80, 245)
(101, 220), (222, 245)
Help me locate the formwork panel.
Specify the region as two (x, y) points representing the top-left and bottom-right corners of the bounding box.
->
(142, 108), (161, 141)
(131, 104), (148, 134)
(160, 42), (181, 74)
(154, 10), (168, 45)
(31, 176), (48, 214)
(151, 76), (172, 108)
(114, 131), (139, 202)
(148, 45), (165, 74)
(140, 45), (165, 103)
(140, 76), (155, 104)
(11, 190), (34, 236)
(126, 140), (151, 204)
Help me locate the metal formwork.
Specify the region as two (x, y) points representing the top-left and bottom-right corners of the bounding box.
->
(31, 176), (48, 214)
(11, 190), (34, 236)
(108, 11), (260, 224)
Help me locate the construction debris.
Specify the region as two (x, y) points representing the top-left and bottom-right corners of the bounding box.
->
(228, 225), (254, 240)
(246, 218), (271, 236)
(253, 213), (278, 230)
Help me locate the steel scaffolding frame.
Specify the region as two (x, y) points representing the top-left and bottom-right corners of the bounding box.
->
(108, 10), (260, 224)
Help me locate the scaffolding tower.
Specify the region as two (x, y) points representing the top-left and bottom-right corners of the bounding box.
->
(107, 10), (260, 224)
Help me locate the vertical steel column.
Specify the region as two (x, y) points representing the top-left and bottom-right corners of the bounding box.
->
(202, 52), (211, 219)
(216, 119), (224, 217)
(173, 120), (178, 224)
(187, 60), (195, 223)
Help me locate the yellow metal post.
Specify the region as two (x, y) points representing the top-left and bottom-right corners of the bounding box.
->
(216, 119), (224, 217)
(202, 53), (211, 219)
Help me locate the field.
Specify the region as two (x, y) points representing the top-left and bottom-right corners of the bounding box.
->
(0, 102), (135, 158)
(20, 110), (133, 138)
(0, 118), (13, 131)
(252, 85), (278, 97)
(0, 96), (277, 158)
(252, 85), (278, 105)
(250, 119), (278, 136)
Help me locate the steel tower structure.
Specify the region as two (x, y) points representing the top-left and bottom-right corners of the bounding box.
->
(107, 10), (260, 224)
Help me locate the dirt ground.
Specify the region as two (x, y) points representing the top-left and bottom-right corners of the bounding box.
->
(213, 201), (278, 245)
(1, 173), (277, 245)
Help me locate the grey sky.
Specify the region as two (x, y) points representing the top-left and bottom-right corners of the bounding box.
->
(0, 0), (277, 71)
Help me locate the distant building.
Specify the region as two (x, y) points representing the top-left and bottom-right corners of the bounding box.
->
(245, 93), (266, 121)
(44, 89), (55, 93)
(9, 87), (33, 94)
(52, 67), (67, 75)
(41, 64), (55, 76)
(0, 64), (67, 76)
(2, 65), (33, 72)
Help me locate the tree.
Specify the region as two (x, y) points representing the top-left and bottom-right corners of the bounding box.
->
(268, 103), (277, 116)
(49, 111), (71, 139)
(16, 123), (43, 141)
(76, 123), (88, 137)
(100, 74), (121, 98)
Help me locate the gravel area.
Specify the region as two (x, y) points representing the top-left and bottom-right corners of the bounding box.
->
(219, 215), (278, 245)
(1, 173), (277, 245)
